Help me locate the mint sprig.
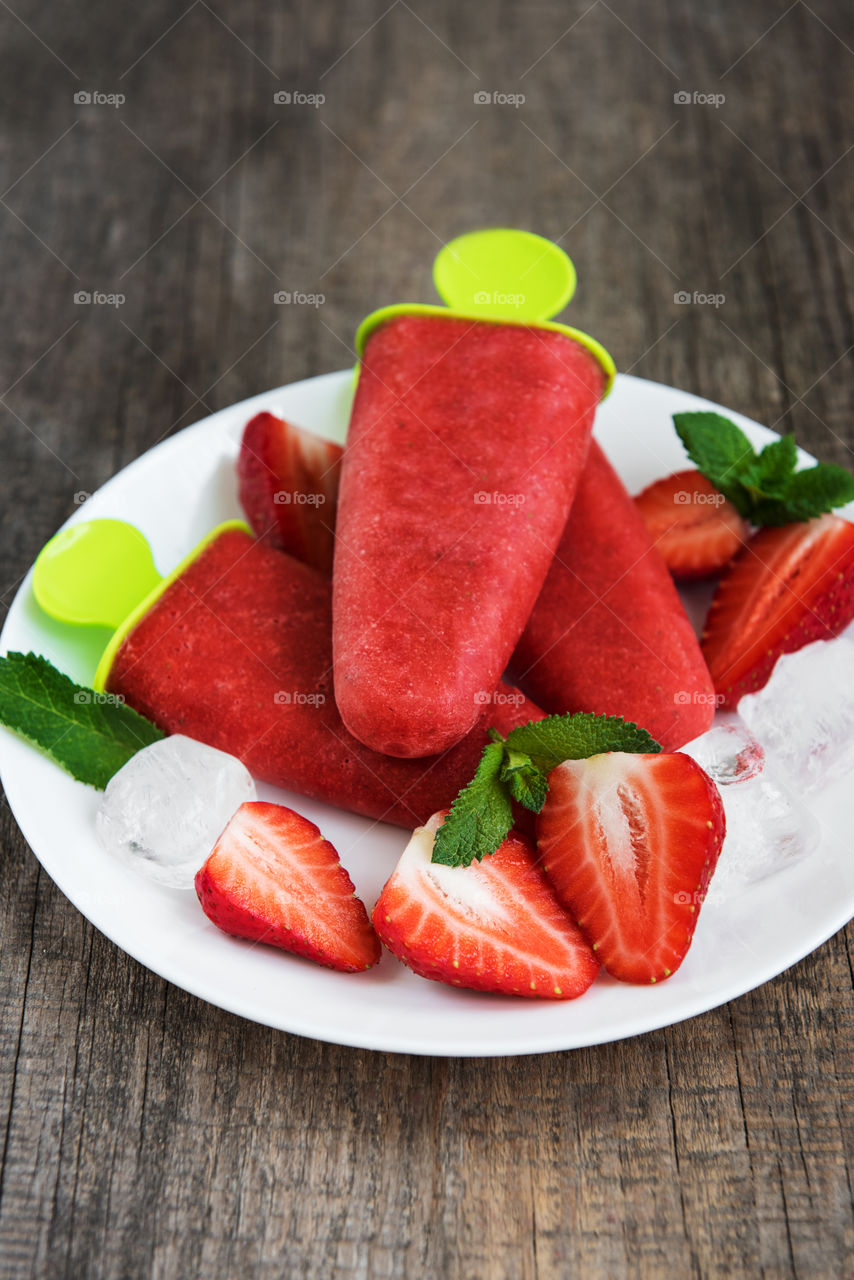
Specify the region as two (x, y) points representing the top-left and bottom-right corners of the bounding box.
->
(429, 741), (514, 868)
(431, 713), (660, 868)
(0, 652), (164, 789)
(673, 411), (854, 526)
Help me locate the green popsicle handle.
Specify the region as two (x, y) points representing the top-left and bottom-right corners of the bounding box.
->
(33, 520), (163, 630)
(32, 517), (252, 690)
(432, 228), (577, 322)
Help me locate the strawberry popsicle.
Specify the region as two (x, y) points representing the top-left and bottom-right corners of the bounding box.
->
(333, 231), (614, 759)
(100, 527), (541, 828)
(511, 441), (716, 749)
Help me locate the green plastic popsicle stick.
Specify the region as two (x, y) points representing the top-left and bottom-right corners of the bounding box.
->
(32, 516), (252, 690)
(33, 520), (162, 630)
(432, 228), (576, 322)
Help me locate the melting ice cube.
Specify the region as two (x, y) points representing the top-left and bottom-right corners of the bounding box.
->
(96, 735), (256, 888)
(703, 771), (820, 907)
(683, 714), (819, 907)
(738, 635), (854, 793)
(682, 713), (765, 786)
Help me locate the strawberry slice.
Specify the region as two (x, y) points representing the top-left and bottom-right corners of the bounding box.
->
(195, 801), (380, 972)
(536, 752), (725, 985)
(702, 513), (854, 707)
(634, 469), (748, 579)
(372, 812), (599, 999)
(237, 411), (342, 573)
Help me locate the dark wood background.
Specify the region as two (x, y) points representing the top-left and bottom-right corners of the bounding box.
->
(2, 2), (854, 1276)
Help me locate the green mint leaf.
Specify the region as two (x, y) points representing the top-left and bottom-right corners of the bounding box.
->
(504, 713), (661, 774)
(0, 652), (164, 789)
(778, 463), (854, 522)
(730, 458), (854, 526)
(672, 411), (756, 512)
(738, 436), (798, 502)
(430, 740), (514, 867)
(500, 749), (549, 813)
(673, 411), (854, 526)
(755, 434), (798, 490)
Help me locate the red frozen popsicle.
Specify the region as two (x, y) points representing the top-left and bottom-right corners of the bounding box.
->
(510, 441), (716, 750)
(99, 527), (542, 828)
(333, 231), (614, 759)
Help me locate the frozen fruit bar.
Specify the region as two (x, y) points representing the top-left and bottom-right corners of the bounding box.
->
(511, 441), (716, 749)
(333, 314), (606, 758)
(104, 528), (541, 827)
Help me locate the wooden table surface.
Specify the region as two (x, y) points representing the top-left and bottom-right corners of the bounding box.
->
(2, 2), (854, 1276)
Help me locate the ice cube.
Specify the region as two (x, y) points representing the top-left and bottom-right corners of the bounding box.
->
(96, 735), (256, 888)
(738, 636), (854, 792)
(682, 714), (765, 786)
(683, 713), (819, 905)
(704, 769), (820, 907)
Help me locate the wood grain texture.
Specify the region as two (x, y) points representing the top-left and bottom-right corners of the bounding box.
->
(2, 1), (854, 1276)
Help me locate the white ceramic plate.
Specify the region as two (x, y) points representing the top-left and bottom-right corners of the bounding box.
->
(2, 371), (852, 1057)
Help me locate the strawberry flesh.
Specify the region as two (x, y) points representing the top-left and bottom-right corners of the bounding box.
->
(634, 469), (748, 579)
(536, 752), (725, 985)
(702, 513), (854, 707)
(195, 801), (380, 972)
(237, 411), (342, 573)
(372, 812), (600, 999)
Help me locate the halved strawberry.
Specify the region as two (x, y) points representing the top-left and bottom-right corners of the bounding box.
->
(536, 752), (725, 985)
(634, 469), (748, 579)
(195, 801), (380, 972)
(237, 411), (342, 573)
(702, 513), (854, 707)
(372, 812), (599, 999)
